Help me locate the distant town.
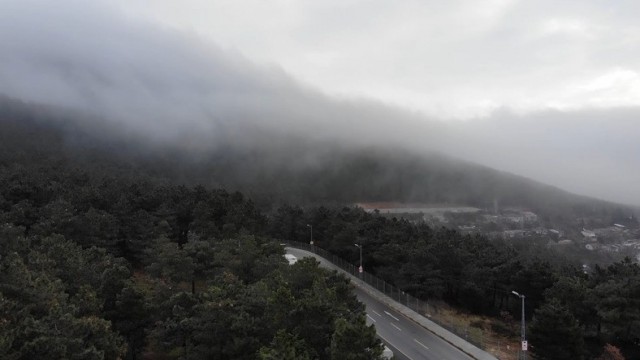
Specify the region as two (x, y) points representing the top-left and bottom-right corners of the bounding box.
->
(356, 202), (640, 265)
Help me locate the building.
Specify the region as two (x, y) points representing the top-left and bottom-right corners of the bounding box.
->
(581, 229), (597, 242)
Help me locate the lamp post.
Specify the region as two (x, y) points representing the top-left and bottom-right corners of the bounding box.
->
(306, 224), (313, 245)
(354, 243), (363, 276)
(512, 291), (527, 360)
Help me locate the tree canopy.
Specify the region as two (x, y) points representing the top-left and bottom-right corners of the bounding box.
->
(1, 101), (639, 359)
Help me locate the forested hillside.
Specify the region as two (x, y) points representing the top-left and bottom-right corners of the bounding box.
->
(1, 97), (630, 224)
(0, 169), (383, 359)
(0, 100), (386, 360)
(1, 99), (639, 359)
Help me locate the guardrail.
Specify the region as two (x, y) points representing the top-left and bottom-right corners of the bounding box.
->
(286, 241), (487, 351)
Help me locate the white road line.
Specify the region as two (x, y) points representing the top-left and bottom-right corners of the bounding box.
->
(372, 310), (382, 317)
(366, 314), (377, 323)
(384, 310), (400, 322)
(391, 323), (402, 331)
(413, 339), (430, 350)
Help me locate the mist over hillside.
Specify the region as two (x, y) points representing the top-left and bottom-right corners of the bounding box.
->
(1, 97), (633, 232)
(1, 0), (640, 206)
(446, 109), (640, 206)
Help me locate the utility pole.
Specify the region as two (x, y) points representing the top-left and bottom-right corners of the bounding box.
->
(512, 291), (527, 360)
(306, 224), (313, 245)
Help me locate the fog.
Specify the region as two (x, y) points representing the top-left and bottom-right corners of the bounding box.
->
(446, 109), (640, 206)
(1, 0), (639, 205)
(0, 0), (448, 151)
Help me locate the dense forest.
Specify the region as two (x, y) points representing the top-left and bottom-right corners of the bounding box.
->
(0, 172), (383, 359)
(0, 104), (384, 359)
(1, 100), (639, 359)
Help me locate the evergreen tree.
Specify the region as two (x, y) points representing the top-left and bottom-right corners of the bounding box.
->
(258, 330), (311, 360)
(529, 300), (585, 360)
(330, 317), (384, 360)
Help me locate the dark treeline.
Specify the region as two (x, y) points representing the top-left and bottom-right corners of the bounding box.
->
(0, 168), (383, 359)
(2, 165), (638, 359)
(1, 99), (639, 359)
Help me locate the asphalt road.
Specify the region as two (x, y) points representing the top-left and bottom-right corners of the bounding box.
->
(286, 248), (475, 360)
(356, 286), (473, 360)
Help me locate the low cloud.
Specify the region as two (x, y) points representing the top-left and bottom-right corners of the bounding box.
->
(446, 109), (640, 205)
(1, 0), (639, 205)
(0, 0), (445, 149)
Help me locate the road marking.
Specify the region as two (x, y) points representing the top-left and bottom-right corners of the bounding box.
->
(384, 310), (400, 322)
(413, 339), (430, 350)
(372, 310), (382, 317)
(391, 323), (402, 331)
(366, 314), (376, 323)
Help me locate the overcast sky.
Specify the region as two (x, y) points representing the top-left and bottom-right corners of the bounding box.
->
(116, 0), (640, 119)
(1, 0), (640, 205)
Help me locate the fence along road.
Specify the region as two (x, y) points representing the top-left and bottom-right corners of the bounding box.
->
(285, 244), (499, 360)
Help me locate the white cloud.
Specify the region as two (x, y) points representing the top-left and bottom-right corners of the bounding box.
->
(539, 18), (593, 38)
(112, 0), (640, 119)
(2, 0), (640, 205)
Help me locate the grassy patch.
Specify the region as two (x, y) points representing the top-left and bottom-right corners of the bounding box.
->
(422, 304), (521, 360)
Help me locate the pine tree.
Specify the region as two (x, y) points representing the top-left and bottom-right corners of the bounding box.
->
(258, 330), (311, 360)
(330, 316), (384, 360)
(529, 299), (585, 360)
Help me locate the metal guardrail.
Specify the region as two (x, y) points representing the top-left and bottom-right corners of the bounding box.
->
(286, 241), (486, 350)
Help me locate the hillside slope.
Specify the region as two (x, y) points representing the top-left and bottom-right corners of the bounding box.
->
(0, 97), (630, 225)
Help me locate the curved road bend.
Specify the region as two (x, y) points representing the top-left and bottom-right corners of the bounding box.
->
(286, 248), (475, 360)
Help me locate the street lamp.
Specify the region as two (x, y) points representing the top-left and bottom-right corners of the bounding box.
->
(512, 291), (527, 360)
(306, 224), (313, 245)
(354, 243), (363, 276)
